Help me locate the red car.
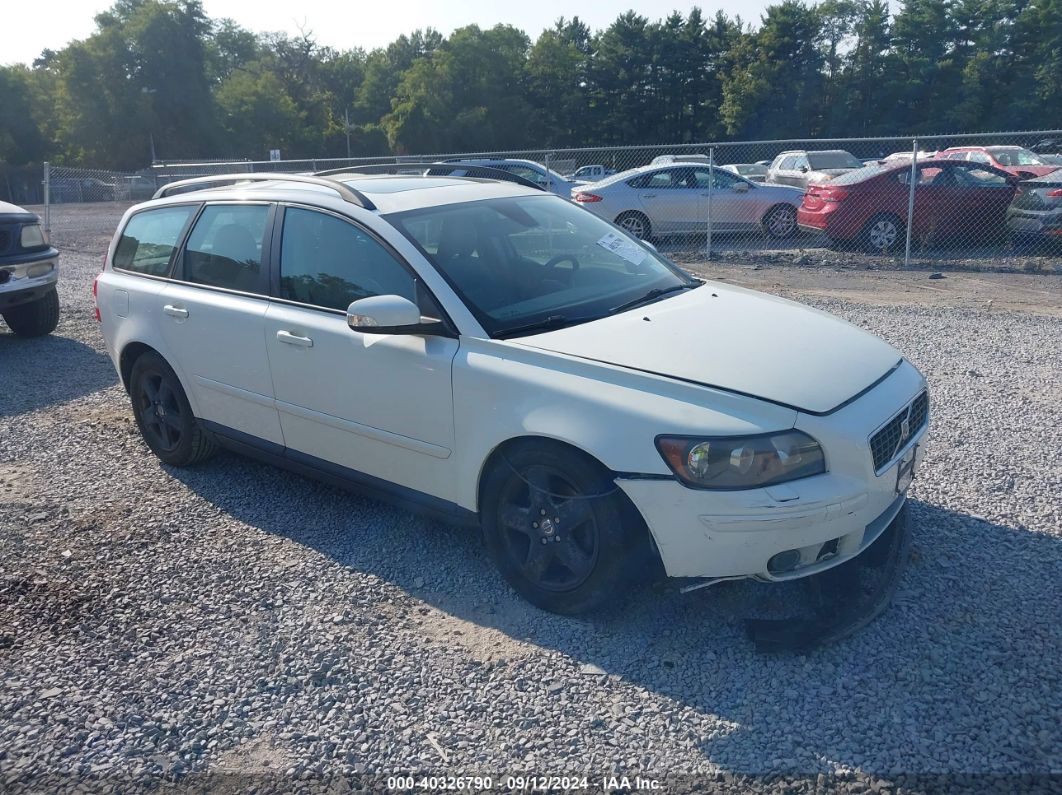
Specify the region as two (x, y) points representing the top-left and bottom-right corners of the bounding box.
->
(797, 159), (1018, 251)
(938, 146), (1059, 180)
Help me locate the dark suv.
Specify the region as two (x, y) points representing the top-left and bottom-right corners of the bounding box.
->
(0, 201), (60, 336)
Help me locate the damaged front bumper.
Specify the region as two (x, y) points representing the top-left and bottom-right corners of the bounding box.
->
(616, 440), (924, 585)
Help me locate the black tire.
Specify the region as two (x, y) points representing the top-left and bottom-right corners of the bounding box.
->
(129, 352), (216, 466)
(615, 211), (652, 241)
(862, 214), (905, 253)
(480, 440), (642, 615)
(762, 204), (798, 240)
(2, 288), (60, 337)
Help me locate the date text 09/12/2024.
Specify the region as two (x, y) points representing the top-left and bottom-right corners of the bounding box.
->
(386, 775), (662, 791)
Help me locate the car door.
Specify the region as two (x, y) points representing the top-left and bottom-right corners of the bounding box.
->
(948, 164), (1015, 237)
(906, 164), (950, 240)
(632, 168), (699, 232)
(159, 201), (284, 445)
(264, 205), (460, 502)
(692, 167), (750, 231)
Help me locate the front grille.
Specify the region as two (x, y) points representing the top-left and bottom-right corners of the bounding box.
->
(870, 391), (928, 471)
(0, 228), (11, 255)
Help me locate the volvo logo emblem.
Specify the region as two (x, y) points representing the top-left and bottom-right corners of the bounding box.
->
(900, 416), (911, 442)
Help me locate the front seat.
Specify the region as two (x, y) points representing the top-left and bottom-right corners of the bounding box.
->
(436, 217), (511, 310)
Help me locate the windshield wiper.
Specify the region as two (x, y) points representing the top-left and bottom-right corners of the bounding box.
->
(610, 282), (698, 314)
(496, 314), (600, 339)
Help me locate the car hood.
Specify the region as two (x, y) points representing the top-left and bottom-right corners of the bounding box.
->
(513, 284), (901, 414)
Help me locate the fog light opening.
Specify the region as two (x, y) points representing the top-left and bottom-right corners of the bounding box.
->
(768, 549), (801, 575)
(817, 538), (840, 562)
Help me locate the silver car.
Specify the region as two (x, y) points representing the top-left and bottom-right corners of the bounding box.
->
(441, 158), (578, 198)
(767, 150), (864, 190)
(572, 164), (803, 240)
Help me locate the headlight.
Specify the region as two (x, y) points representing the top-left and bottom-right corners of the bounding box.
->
(20, 224), (46, 248)
(656, 430), (825, 489)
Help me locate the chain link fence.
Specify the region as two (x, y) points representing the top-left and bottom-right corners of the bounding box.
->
(41, 130), (1062, 269)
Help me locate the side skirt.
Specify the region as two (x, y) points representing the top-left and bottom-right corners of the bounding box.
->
(200, 420), (479, 529)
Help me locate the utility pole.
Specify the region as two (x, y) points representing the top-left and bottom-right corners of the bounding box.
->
(344, 108), (354, 160)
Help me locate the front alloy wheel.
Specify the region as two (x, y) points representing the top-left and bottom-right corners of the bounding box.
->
(496, 464), (600, 593)
(481, 441), (642, 614)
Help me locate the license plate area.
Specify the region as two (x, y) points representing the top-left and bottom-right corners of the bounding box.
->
(896, 444), (917, 494)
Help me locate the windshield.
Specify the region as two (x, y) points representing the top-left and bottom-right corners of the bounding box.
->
(987, 147), (1044, 166)
(807, 152), (863, 170)
(387, 195), (695, 337)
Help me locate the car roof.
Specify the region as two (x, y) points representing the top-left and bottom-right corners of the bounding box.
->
(444, 158), (544, 168)
(0, 200), (35, 216)
(775, 149), (854, 157)
(139, 173), (545, 215)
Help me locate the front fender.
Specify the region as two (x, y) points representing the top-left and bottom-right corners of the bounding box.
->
(451, 337), (797, 511)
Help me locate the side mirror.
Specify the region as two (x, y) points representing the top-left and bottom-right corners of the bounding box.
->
(733, 182), (750, 193)
(346, 295), (444, 335)
(799, 165), (809, 173)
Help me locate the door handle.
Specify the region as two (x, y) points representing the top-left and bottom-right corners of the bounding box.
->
(163, 304), (189, 319)
(641, 194), (657, 199)
(277, 330), (313, 348)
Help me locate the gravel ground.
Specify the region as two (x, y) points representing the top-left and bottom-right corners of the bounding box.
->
(1, 204), (1060, 793)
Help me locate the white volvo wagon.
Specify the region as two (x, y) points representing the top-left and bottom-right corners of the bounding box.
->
(96, 167), (928, 614)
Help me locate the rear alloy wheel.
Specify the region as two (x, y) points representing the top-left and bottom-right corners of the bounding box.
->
(481, 441), (640, 614)
(2, 289), (59, 337)
(615, 211), (651, 241)
(129, 352), (216, 466)
(863, 214), (904, 253)
(763, 204), (798, 239)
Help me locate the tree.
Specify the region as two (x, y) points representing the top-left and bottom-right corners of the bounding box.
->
(0, 66), (47, 164)
(720, 2), (825, 137)
(384, 25), (532, 153)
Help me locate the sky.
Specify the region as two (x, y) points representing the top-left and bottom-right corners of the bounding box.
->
(4, 0), (776, 66)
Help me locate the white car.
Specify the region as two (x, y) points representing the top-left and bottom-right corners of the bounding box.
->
(96, 171), (928, 615)
(567, 165), (615, 182)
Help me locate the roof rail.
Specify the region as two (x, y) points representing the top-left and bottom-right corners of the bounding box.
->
(152, 173), (377, 210)
(314, 162), (546, 192)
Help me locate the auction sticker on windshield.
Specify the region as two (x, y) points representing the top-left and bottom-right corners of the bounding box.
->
(597, 231), (647, 266)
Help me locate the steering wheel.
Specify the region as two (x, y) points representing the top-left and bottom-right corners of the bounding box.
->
(542, 254), (580, 285)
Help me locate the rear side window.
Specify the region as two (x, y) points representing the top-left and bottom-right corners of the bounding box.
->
(183, 204), (270, 293)
(113, 206), (196, 275)
(279, 207), (415, 311)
